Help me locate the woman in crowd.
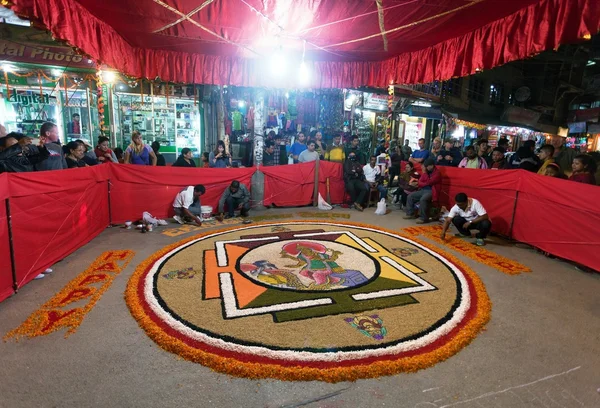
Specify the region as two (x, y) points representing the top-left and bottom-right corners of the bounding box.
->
(209, 140), (232, 168)
(201, 152), (210, 168)
(65, 140), (88, 168)
(392, 161), (419, 207)
(114, 147), (125, 164)
(569, 154), (596, 185)
(173, 148), (197, 167)
(151, 141), (166, 166)
(124, 131), (157, 165)
(94, 136), (118, 164)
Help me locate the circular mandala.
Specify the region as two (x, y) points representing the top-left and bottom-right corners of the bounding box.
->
(126, 221), (490, 382)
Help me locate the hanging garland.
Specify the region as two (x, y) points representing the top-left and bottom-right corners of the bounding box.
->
(386, 85), (394, 144)
(96, 71), (106, 134)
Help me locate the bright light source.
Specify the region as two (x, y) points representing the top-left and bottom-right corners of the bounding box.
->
(100, 70), (116, 83)
(1, 64), (15, 73)
(299, 61), (310, 85)
(348, 94), (356, 103)
(87, 59), (93, 64)
(238, 100), (245, 108)
(270, 54), (286, 77)
(118, 84), (125, 90)
(355, 108), (361, 114)
(587, 60), (597, 66)
(51, 69), (63, 77)
(285, 92), (289, 99)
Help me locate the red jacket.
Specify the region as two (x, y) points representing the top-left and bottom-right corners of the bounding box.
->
(418, 166), (442, 201)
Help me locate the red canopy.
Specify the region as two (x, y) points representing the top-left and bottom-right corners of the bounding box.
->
(9, 0), (600, 88)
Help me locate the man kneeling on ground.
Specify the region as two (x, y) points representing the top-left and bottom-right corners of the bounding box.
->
(440, 193), (492, 246)
(217, 180), (251, 220)
(173, 184), (206, 225)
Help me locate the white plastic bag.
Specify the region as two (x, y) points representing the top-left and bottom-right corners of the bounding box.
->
(375, 198), (387, 215)
(317, 193), (333, 211)
(288, 156), (294, 165)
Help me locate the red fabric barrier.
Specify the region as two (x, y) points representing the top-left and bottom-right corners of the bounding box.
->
(7, 167), (110, 288)
(108, 164), (254, 223)
(437, 167), (520, 237)
(318, 161), (345, 205)
(262, 162), (316, 207)
(0, 173), (13, 302)
(512, 172), (600, 272)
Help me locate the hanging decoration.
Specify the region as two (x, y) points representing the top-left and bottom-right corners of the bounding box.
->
(318, 90), (344, 132)
(386, 85), (394, 145)
(96, 71), (106, 134)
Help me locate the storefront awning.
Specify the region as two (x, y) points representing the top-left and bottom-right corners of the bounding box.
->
(8, 0), (600, 88)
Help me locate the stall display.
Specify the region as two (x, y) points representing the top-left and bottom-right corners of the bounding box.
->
(175, 101), (201, 158)
(1, 88), (61, 137)
(61, 89), (101, 146)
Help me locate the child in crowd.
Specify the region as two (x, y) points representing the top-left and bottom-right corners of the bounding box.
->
(392, 161), (420, 207)
(569, 154), (597, 185)
(201, 152), (210, 168)
(544, 163), (567, 179)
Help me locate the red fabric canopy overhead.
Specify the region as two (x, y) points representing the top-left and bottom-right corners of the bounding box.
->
(9, 0), (600, 87)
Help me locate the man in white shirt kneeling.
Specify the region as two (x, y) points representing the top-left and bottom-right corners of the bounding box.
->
(440, 193), (492, 246)
(172, 184), (206, 225)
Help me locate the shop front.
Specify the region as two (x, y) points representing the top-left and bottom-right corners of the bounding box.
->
(111, 82), (202, 164)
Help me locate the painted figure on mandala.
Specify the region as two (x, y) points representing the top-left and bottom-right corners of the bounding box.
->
(345, 314), (387, 340)
(239, 260), (302, 288)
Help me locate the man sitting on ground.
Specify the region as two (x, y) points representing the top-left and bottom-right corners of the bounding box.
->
(458, 145), (488, 169)
(440, 193), (492, 246)
(173, 184), (206, 225)
(298, 140), (320, 163)
(217, 180), (251, 219)
(403, 158), (441, 224)
(363, 155), (387, 201)
(344, 151), (368, 212)
(409, 138), (430, 164)
(537, 144), (555, 175)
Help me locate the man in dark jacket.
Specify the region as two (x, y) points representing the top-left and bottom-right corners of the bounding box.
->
(343, 152), (368, 212)
(436, 139), (462, 166)
(0, 133), (49, 173)
(35, 122), (67, 171)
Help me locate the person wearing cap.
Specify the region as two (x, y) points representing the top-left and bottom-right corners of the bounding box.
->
(403, 158), (441, 224)
(436, 139), (462, 167)
(440, 192), (492, 246)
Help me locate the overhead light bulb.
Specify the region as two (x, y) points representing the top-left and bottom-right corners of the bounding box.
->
(355, 108), (361, 114)
(270, 54), (286, 77)
(2, 64), (15, 73)
(238, 100), (245, 108)
(299, 61), (310, 85)
(51, 68), (63, 77)
(285, 92), (289, 99)
(102, 71), (116, 83)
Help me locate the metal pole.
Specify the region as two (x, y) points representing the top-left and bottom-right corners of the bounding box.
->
(508, 190), (519, 240)
(5, 199), (18, 292)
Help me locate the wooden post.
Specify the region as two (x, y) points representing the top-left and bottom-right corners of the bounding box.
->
(312, 159), (320, 206)
(5, 199), (18, 292)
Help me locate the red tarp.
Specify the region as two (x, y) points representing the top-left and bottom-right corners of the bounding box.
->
(9, 0), (600, 87)
(109, 164), (255, 223)
(1, 162), (599, 303)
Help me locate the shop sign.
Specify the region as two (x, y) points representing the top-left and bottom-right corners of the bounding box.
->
(407, 105), (441, 119)
(501, 106), (541, 127)
(7, 91), (51, 105)
(567, 107), (600, 123)
(363, 92), (400, 111)
(0, 26), (94, 69)
(567, 122), (587, 134)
